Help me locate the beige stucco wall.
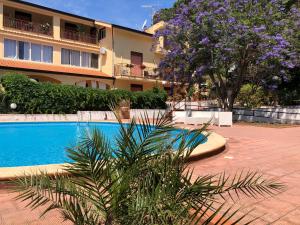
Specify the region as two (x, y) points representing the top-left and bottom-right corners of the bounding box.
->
(114, 78), (163, 91)
(145, 21), (165, 34)
(0, 0), (107, 74)
(0, 2), (3, 30)
(146, 21), (166, 54)
(100, 27), (113, 76)
(0, 34), (101, 65)
(0, 0), (165, 92)
(113, 27), (161, 70)
(0, 68), (114, 88)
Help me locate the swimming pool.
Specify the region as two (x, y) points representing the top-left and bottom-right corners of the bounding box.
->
(0, 122), (207, 167)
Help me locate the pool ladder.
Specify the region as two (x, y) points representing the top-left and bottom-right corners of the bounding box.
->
(77, 111), (91, 126)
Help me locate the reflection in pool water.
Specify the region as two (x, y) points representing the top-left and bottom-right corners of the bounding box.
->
(0, 122), (206, 167)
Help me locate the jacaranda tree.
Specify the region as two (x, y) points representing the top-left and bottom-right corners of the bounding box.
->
(155, 0), (300, 110)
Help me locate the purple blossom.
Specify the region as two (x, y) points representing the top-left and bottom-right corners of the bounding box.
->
(196, 14), (203, 24)
(209, 2), (220, 7)
(155, 0), (299, 87)
(224, 48), (233, 51)
(214, 7), (226, 14)
(195, 65), (207, 76)
(228, 17), (236, 23)
(235, 24), (249, 31)
(253, 25), (266, 33)
(281, 61), (295, 69)
(200, 37), (210, 45)
(268, 84), (278, 90)
(273, 21), (282, 26)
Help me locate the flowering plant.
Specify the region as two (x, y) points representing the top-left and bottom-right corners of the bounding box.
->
(155, 0), (300, 110)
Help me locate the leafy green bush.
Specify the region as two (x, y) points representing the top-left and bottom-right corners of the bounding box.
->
(278, 68), (300, 106)
(237, 84), (266, 108)
(0, 74), (167, 114)
(0, 84), (8, 113)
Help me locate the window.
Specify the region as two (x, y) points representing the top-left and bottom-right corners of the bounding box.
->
(4, 39), (53, 63)
(61, 49), (81, 67)
(18, 41), (30, 60)
(81, 52), (91, 67)
(70, 50), (80, 66)
(98, 83), (107, 90)
(4, 39), (17, 59)
(61, 48), (70, 65)
(61, 48), (98, 68)
(99, 28), (106, 40)
(31, 44), (42, 62)
(43, 46), (53, 63)
(131, 84), (143, 92)
(31, 44), (53, 63)
(91, 53), (99, 68)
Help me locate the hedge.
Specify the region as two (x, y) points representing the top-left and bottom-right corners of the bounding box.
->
(0, 74), (167, 114)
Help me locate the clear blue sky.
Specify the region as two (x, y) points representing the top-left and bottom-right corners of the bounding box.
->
(26, 0), (176, 30)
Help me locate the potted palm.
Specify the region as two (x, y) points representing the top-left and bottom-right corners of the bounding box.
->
(118, 99), (130, 119)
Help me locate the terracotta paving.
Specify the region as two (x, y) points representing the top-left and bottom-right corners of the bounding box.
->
(0, 124), (300, 224)
(188, 125), (300, 225)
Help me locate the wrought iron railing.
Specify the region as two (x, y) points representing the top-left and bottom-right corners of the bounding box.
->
(114, 63), (162, 80)
(3, 16), (53, 36)
(62, 29), (97, 44)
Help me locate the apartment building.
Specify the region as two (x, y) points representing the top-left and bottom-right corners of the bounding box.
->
(0, 0), (167, 92)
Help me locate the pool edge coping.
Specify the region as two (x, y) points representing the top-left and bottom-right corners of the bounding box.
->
(0, 124), (226, 181)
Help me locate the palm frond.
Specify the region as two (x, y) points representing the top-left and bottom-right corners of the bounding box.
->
(212, 170), (285, 201)
(14, 111), (285, 225)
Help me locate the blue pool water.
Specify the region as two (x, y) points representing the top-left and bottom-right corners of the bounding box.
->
(0, 122), (206, 167)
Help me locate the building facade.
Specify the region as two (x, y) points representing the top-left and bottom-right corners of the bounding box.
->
(0, 0), (166, 92)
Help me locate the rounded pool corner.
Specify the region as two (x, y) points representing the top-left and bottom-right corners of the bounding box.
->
(0, 121), (226, 180)
(188, 132), (227, 161)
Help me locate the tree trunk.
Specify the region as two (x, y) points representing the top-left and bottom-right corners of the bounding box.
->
(208, 72), (241, 112)
(208, 73), (228, 111)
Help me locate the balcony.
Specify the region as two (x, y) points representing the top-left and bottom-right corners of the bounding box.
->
(61, 29), (97, 44)
(3, 16), (53, 36)
(154, 38), (167, 55)
(60, 20), (99, 45)
(154, 46), (167, 55)
(114, 63), (162, 80)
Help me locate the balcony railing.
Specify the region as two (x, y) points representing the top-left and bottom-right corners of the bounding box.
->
(3, 16), (53, 36)
(114, 63), (162, 80)
(62, 30), (97, 44)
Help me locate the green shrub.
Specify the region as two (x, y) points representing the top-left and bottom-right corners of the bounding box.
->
(0, 84), (8, 113)
(237, 84), (266, 108)
(278, 69), (300, 106)
(0, 74), (167, 114)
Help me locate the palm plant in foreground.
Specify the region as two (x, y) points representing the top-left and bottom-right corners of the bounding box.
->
(15, 113), (284, 225)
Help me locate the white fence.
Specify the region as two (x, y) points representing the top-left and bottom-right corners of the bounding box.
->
(130, 109), (167, 119)
(1, 107), (298, 124)
(0, 114), (78, 122)
(195, 106), (300, 124)
(167, 100), (218, 111)
(233, 107), (300, 124)
(173, 111), (232, 127)
(0, 109), (168, 122)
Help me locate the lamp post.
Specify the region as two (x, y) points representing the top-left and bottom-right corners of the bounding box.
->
(10, 103), (17, 112)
